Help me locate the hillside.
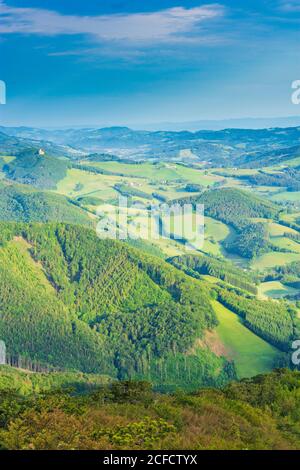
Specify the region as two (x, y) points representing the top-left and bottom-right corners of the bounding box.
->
(0, 223), (234, 390)
(169, 253), (258, 294)
(236, 168), (300, 192)
(0, 130), (79, 158)
(0, 182), (92, 226)
(2, 125), (300, 164)
(0, 368), (299, 450)
(169, 253), (298, 358)
(0, 132), (29, 156)
(236, 144), (300, 168)
(3, 149), (70, 189)
(176, 188), (278, 227)
(175, 188), (279, 258)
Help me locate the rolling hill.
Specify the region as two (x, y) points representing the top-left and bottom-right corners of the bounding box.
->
(3, 149), (70, 189)
(235, 144), (300, 168)
(0, 130), (79, 158)
(174, 188), (279, 258)
(2, 125), (300, 164)
(0, 128), (299, 394)
(175, 187), (278, 227)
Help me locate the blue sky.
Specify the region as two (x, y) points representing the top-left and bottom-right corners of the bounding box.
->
(1, 0), (300, 126)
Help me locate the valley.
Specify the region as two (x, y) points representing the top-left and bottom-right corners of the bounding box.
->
(0, 125), (299, 393)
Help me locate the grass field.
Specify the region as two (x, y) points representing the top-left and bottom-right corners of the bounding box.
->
(212, 168), (259, 177)
(211, 301), (282, 378)
(56, 167), (203, 204)
(271, 237), (300, 254)
(0, 156), (15, 163)
(270, 191), (300, 202)
(280, 212), (300, 225)
(160, 212), (231, 255)
(173, 165), (222, 186)
(251, 252), (300, 270)
(205, 216), (230, 242)
(82, 161), (180, 180)
(268, 222), (298, 236)
(55, 169), (120, 200)
(201, 217), (231, 256)
(273, 156), (300, 168)
(53, 164), (300, 270)
(96, 204), (186, 258)
(83, 161), (222, 186)
(258, 281), (299, 299)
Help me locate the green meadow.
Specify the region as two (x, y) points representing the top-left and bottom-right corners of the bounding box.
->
(251, 252), (300, 270)
(211, 300), (282, 379)
(258, 281), (299, 299)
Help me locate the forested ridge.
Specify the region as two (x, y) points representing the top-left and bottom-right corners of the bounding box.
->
(174, 188), (278, 228)
(0, 182), (92, 226)
(3, 149), (69, 189)
(238, 168), (300, 192)
(169, 253), (258, 294)
(174, 188), (279, 258)
(0, 222), (233, 389)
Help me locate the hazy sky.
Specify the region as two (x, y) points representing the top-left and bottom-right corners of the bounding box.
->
(1, 0), (300, 126)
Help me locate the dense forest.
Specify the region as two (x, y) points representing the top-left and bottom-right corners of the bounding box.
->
(0, 182), (91, 226)
(266, 261), (300, 286)
(238, 168), (300, 192)
(175, 188), (278, 228)
(0, 367), (299, 450)
(169, 253), (258, 294)
(0, 222), (234, 389)
(168, 252), (298, 354)
(225, 222), (271, 258)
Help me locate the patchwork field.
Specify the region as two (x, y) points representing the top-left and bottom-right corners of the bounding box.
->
(82, 161), (223, 186)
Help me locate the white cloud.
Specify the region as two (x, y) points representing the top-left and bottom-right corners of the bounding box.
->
(279, 1), (300, 12)
(0, 2), (225, 44)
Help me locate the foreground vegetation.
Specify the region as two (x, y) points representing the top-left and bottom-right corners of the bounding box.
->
(0, 367), (299, 450)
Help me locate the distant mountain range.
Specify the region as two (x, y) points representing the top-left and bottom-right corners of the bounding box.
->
(132, 116), (300, 131)
(1, 124), (300, 167)
(0, 130), (83, 158)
